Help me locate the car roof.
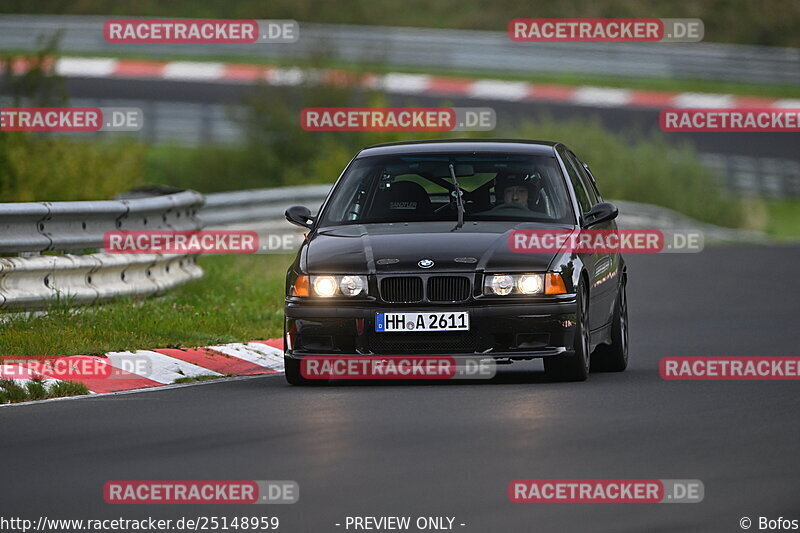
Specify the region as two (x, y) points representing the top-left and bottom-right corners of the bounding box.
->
(357, 139), (559, 158)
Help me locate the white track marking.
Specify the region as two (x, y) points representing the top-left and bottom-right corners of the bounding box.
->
(375, 73), (432, 94)
(207, 343), (284, 371)
(162, 61), (225, 81)
(246, 342), (285, 370)
(265, 67), (309, 86)
(773, 99), (800, 108)
(55, 57), (118, 77)
(573, 87), (633, 107)
(104, 350), (221, 384)
(672, 92), (735, 108)
(468, 80), (529, 101)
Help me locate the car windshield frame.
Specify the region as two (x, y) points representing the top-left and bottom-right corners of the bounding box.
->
(317, 151), (577, 227)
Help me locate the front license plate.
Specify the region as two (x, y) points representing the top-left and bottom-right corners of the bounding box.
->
(375, 312), (469, 332)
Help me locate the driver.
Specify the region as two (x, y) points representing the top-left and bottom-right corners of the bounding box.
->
(488, 173), (539, 213)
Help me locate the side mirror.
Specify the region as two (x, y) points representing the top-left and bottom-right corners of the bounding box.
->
(583, 202), (618, 227)
(285, 205), (315, 229)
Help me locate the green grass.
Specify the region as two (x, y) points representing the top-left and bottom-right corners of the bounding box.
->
(7, 48), (799, 100)
(0, 133), (144, 202)
(0, 378), (89, 404)
(0, 254), (293, 356)
(764, 200), (800, 240)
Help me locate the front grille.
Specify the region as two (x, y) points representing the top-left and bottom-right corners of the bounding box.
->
(428, 276), (471, 302)
(381, 276), (423, 303)
(368, 332), (478, 354)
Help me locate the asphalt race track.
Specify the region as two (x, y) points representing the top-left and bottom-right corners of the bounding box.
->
(22, 77), (800, 163)
(2, 245), (799, 532)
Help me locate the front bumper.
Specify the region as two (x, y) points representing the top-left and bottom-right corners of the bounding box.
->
(284, 299), (578, 360)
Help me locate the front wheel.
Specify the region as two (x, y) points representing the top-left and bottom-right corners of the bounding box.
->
(544, 281), (590, 382)
(591, 279), (628, 372)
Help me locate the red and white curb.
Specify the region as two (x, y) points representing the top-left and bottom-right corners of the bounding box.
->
(9, 56), (799, 110)
(0, 339), (285, 397)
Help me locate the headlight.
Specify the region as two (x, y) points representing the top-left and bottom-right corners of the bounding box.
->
(487, 275), (514, 296)
(339, 275), (366, 296)
(484, 273), (566, 295)
(517, 274), (544, 294)
(312, 276), (338, 298)
(297, 275), (368, 297)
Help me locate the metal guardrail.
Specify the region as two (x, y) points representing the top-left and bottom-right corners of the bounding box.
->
(0, 190), (204, 254)
(0, 190), (206, 310)
(0, 15), (798, 85)
(699, 154), (800, 198)
(0, 186), (331, 310)
(0, 253), (202, 310)
(201, 185), (332, 226)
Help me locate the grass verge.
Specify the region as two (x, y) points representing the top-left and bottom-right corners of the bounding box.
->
(0, 378), (89, 404)
(763, 200), (800, 240)
(0, 254), (293, 356)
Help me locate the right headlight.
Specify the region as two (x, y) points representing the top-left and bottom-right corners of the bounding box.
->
(292, 275), (369, 297)
(312, 276), (339, 297)
(484, 273), (567, 295)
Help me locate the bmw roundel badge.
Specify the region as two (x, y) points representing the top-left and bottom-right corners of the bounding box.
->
(418, 259), (434, 268)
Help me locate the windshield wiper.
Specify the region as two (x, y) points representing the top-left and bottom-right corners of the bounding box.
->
(448, 162), (465, 231)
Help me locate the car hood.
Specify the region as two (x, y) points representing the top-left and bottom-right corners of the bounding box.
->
(304, 221), (575, 274)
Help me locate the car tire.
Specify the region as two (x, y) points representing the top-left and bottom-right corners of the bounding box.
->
(591, 278), (628, 373)
(544, 281), (590, 382)
(283, 356), (328, 386)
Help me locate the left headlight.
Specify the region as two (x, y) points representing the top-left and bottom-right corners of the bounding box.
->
(292, 275), (368, 297)
(484, 273), (566, 295)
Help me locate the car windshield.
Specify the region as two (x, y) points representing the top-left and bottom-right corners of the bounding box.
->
(319, 153), (575, 226)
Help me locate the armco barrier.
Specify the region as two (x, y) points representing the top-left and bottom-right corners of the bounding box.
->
(0, 186), (330, 311)
(0, 190), (204, 254)
(0, 15), (798, 85)
(200, 185), (332, 226)
(0, 253), (202, 310)
(0, 190), (206, 310)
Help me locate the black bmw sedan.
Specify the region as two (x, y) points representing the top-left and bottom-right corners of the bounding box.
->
(283, 139), (628, 384)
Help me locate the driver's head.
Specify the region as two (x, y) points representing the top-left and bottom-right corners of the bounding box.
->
(495, 174), (536, 208)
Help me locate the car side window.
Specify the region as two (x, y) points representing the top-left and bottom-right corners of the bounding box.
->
(569, 152), (601, 204)
(560, 149), (592, 214)
(586, 173), (602, 202)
